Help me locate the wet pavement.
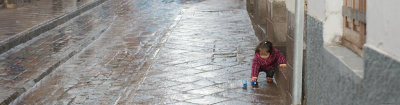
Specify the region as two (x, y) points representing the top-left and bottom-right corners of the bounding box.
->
(0, 0), (114, 104)
(0, 0), (95, 43)
(4, 0), (287, 104)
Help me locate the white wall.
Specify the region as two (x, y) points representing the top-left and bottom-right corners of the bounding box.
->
(307, 0), (325, 20)
(323, 0), (343, 45)
(306, 0), (343, 45)
(285, 0), (295, 13)
(367, 0), (400, 58)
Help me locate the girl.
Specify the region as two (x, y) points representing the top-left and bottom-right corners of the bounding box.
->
(251, 41), (287, 83)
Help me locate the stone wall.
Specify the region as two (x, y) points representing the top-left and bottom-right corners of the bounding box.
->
(304, 14), (361, 104)
(303, 0), (400, 104)
(305, 14), (400, 105)
(362, 0), (400, 97)
(361, 46), (400, 105)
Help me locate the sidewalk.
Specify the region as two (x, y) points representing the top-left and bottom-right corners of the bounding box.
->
(0, 0), (107, 54)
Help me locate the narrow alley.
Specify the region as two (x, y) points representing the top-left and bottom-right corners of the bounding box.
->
(3, 0), (400, 104)
(1, 0), (288, 104)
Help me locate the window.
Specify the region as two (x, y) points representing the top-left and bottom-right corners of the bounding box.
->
(342, 0), (366, 56)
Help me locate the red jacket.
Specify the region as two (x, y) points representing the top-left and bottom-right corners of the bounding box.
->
(251, 48), (286, 78)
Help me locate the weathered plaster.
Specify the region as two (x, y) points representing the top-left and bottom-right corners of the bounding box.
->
(307, 0), (325, 20)
(285, 0), (294, 13)
(306, 0), (343, 45)
(367, 0), (400, 58)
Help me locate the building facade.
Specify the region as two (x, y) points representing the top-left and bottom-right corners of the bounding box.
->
(247, 0), (400, 104)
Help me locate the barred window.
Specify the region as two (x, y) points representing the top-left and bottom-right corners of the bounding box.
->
(342, 0), (366, 56)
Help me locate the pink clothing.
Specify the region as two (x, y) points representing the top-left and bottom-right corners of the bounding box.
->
(251, 48), (286, 78)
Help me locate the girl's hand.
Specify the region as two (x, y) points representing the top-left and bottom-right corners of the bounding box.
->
(251, 77), (258, 82)
(279, 64), (287, 68)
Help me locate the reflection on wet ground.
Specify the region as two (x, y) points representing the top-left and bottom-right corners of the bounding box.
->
(120, 0), (287, 104)
(15, 0), (182, 104)
(2, 0), (287, 104)
(0, 0), (94, 43)
(0, 0), (113, 104)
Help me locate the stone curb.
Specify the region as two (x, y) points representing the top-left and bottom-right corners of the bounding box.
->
(0, 0), (108, 55)
(0, 0), (109, 105)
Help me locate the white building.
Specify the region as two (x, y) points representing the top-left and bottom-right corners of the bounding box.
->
(248, 0), (400, 104)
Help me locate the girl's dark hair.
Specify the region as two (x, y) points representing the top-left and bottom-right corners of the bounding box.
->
(255, 41), (273, 54)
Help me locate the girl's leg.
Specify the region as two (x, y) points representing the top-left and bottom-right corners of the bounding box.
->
(266, 67), (277, 83)
(266, 67), (276, 78)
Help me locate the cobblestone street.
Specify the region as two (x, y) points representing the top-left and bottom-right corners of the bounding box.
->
(0, 0), (96, 42)
(1, 0), (287, 104)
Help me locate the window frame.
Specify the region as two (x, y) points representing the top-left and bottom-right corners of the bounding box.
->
(342, 0), (367, 56)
